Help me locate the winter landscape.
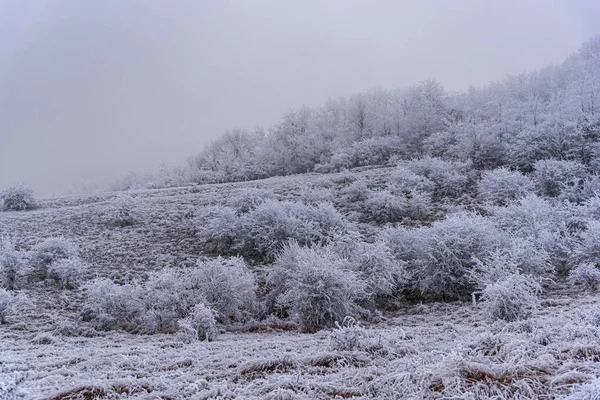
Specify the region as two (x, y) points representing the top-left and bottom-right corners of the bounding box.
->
(2, 3), (600, 399)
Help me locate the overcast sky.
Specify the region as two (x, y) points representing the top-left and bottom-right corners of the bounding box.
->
(1, 0), (599, 195)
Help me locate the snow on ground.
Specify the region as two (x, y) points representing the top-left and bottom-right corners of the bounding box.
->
(1, 170), (600, 399)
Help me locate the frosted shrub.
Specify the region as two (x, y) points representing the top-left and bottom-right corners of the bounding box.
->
(532, 159), (586, 200)
(389, 166), (435, 195)
(404, 157), (470, 198)
(178, 303), (218, 341)
(47, 258), (86, 289)
(196, 206), (239, 255)
(1, 183), (36, 211)
(478, 167), (535, 206)
(0, 236), (21, 290)
(481, 273), (541, 322)
(83, 279), (145, 331)
(298, 186), (335, 205)
(239, 200), (353, 261)
(30, 237), (79, 279)
(342, 180), (372, 202)
(0, 289), (20, 324)
(188, 257), (257, 324)
(270, 242), (366, 332)
(365, 190), (408, 223)
(577, 220), (600, 265)
(107, 194), (140, 227)
(568, 263), (600, 291)
(331, 234), (407, 299)
(228, 188), (275, 214)
(382, 212), (507, 300)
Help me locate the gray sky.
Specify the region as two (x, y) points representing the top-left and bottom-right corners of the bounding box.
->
(1, 0), (599, 195)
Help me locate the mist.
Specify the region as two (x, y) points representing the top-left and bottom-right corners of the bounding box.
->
(1, 0), (599, 195)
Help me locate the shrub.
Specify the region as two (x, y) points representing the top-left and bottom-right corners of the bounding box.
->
(0, 289), (19, 324)
(178, 303), (218, 341)
(198, 200), (354, 261)
(107, 194), (140, 227)
(188, 257), (257, 324)
(577, 220), (600, 266)
(83, 257), (256, 333)
(47, 258), (86, 289)
(30, 237), (79, 279)
(0, 236), (21, 290)
(269, 242), (366, 332)
(478, 167), (535, 206)
(365, 191), (408, 223)
(228, 188), (275, 214)
(568, 263), (600, 291)
(83, 279), (145, 332)
(403, 157), (471, 198)
(1, 184), (36, 211)
(342, 180), (372, 202)
(381, 212), (507, 300)
(532, 159), (586, 200)
(331, 234), (407, 299)
(481, 273), (541, 322)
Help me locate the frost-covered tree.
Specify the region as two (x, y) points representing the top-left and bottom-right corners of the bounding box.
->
(1, 184), (36, 211)
(178, 303), (218, 342)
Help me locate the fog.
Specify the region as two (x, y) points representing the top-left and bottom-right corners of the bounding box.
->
(0, 0), (599, 195)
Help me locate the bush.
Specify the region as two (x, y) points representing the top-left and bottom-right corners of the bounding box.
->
(331, 234), (407, 299)
(1, 184), (36, 211)
(481, 273), (541, 322)
(577, 220), (600, 266)
(381, 212), (507, 300)
(83, 279), (145, 331)
(228, 188), (275, 214)
(532, 159), (586, 200)
(107, 194), (140, 227)
(0, 236), (21, 290)
(84, 257), (256, 333)
(478, 167), (535, 206)
(30, 237), (79, 279)
(47, 258), (86, 289)
(178, 303), (218, 341)
(403, 157), (471, 198)
(197, 200), (354, 261)
(0, 289), (20, 324)
(568, 263), (600, 291)
(188, 257), (257, 324)
(365, 191), (408, 223)
(269, 242), (366, 332)
(342, 180), (372, 202)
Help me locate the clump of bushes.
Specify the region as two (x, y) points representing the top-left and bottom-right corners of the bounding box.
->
(381, 212), (508, 300)
(1, 184), (36, 211)
(83, 256), (257, 335)
(178, 304), (218, 342)
(197, 199), (354, 261)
